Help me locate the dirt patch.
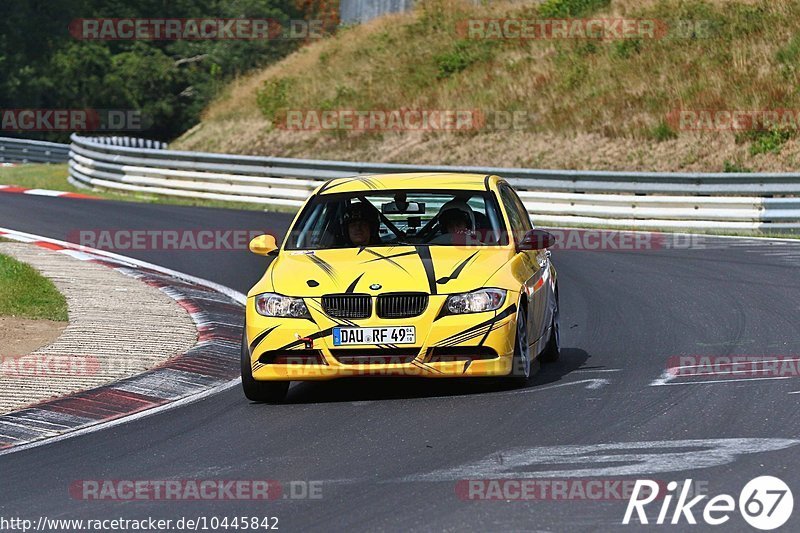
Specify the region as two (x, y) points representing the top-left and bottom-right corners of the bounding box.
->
(0, 316), (66, 358)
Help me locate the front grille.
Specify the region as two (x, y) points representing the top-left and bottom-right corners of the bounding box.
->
(425, 346), (498, 363)
(259, 349), (326, 365)
(322, 294), (371, 319)
(376, 293), (429, 319)
(330, 348), (419, 365)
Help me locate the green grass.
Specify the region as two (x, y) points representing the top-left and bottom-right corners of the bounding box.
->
(0, 252), (68, 321)
(231, 0), (800, 141)
(0, 164), (291, 212)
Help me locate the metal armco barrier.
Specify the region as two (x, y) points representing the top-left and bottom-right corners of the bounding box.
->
(0, 137), (70, 164)
(68, 134), (800, 232)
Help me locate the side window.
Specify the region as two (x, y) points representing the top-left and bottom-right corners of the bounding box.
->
(498, 184), (531, 242)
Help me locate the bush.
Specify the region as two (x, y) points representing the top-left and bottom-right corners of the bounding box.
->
(747, 127), (795, 156)
(723, 160), (752, 173)
(256, 78), (294, 121)
(651, 121), (678, 142)
(435, 40), (495, 79)
(538, 0), (611, 18)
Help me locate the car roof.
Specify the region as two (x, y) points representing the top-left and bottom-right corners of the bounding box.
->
(317, 172), (499, 195)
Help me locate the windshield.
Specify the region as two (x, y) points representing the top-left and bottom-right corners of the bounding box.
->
(285, 190), (509, 250)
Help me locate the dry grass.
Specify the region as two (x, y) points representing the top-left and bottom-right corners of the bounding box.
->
(175, 0), (800, 172)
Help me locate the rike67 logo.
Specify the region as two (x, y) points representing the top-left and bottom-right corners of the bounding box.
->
(624, 476), (793, 530)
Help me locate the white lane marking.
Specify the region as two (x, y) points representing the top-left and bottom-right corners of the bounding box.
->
(572, 368), (622, 373)
(650, 370), (674, 386)
(670, 358), (800, 371)
(0, 226), (246, 457)
(501, 378), (610, 396)
(23, 189), (64, 197)
(58, 249), (97, 261)
(789, 391), (800, 395)
(401, 438), (800, 481)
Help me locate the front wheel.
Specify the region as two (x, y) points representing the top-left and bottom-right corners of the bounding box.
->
(241, 328), (290, 403)
(508, 305), (532, 385)
(539, 291), (560, 363)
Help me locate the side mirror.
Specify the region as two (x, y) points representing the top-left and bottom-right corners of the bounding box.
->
(249, 234), (279, 256)
(517, 229), (556, 251)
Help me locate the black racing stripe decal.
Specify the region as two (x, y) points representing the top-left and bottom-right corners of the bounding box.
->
(438, 324), (493, 348)
(436, 251), (479, 285)
(317, 179), (337, 194)
(306, 299), (357, 326)
(364, 250), (417, 263)
(477, 320), (496, 346)
(249, 325), (279, 354)
(435, 304), (516, 347)
(275, 327), (334, 351)
(412, 360), (444, 375)
(322, 176), (381, 194)
(362, 249), (411, 274)
(416, 246), (437, 295)
(440, 321), (507, 348)
(307, 254), (337, 281)
(319, 178), (355, 194)
(433, 303), (450, 322)
(345, 273), (365, 293)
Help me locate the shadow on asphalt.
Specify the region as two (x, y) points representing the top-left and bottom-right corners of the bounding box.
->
(270, 348), (593, 404)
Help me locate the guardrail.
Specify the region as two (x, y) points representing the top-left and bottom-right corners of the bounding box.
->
(0, 137), (70, 164)
(68, 134), (800, 232)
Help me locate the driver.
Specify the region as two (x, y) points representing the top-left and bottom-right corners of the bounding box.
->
(431, 199), (476, 244)
(439, 199), (475, 235)
(342, 202), (380, 247)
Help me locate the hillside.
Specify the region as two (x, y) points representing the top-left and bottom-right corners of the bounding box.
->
(174, 0), (800, 172)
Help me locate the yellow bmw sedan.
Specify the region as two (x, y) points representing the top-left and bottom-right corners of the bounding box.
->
(242, 173), (559, 402)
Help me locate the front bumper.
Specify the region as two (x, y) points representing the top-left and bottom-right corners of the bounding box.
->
(245, 294), (518, 380)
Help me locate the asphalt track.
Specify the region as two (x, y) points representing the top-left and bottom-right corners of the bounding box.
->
(1, 193), (800, 531)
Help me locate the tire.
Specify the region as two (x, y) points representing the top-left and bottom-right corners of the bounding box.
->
(508, 304), (532, 385)
(241, 328), (290, 403)
(539, 290), (560, 363)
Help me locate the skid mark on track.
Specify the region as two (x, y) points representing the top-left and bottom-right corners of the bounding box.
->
(500, 378), (611, 396)
(400, 438), (800, 482)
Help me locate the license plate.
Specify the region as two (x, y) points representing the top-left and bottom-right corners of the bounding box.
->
(333, 326), (416, 346)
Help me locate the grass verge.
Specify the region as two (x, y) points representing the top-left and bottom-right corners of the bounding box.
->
(174, 0), (800, 172)
(0, 251), (68, 321)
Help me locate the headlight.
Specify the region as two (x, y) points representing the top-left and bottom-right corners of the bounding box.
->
(445, 288), (506, 314)
(255, 293), (309, 318)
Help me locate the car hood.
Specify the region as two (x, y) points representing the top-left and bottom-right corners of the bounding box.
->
(269, 246), (514, 296)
